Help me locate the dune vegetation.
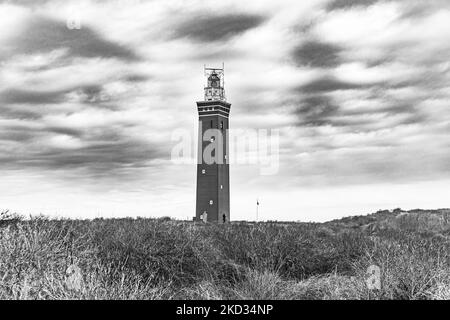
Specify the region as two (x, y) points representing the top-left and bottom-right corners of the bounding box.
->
(0, 209), (449, 300)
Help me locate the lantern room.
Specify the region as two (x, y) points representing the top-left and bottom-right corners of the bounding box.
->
(204, 65), (226, 101)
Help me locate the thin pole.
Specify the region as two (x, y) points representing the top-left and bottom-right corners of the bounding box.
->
(256, 198), (259, 222)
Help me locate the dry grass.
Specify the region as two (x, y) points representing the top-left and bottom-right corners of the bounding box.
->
(1, 210), (449, 300)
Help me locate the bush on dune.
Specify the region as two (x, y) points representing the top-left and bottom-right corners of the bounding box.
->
(353, 235), (450, 300)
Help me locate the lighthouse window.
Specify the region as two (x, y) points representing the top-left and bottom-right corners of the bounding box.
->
(210, 120), (213, 128)
(202, 169), (206, 174)
(209, 200), (213, 205)
(220, 185), (223, 189)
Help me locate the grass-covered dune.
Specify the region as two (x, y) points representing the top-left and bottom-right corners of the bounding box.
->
(0, 209), (449, 300)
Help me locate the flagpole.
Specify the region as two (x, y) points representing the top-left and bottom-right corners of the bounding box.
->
(256, 198), (259, 222)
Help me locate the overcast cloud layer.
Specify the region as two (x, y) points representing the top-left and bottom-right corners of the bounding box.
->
(1, 0), (449, 221)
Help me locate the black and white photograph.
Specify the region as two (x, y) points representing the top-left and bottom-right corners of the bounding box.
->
(0, 0), (450, 307)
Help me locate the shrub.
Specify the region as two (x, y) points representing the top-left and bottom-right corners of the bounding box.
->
(0, 211), (22, 228)
(352, 235), (450, 300)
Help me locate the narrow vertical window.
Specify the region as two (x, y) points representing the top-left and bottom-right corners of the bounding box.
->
(220, 121), (223, 129)
(211, 120), (213, 128)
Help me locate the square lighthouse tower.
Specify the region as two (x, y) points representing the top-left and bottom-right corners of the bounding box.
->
(195, 65), (231, 224)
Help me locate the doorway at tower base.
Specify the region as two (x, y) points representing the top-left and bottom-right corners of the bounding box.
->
(191, 213), (230, 224)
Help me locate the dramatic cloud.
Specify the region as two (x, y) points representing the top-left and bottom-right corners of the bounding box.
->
(327, 0), (381, 11)
(293, 40), (342, 68)
(295, 95), (339, 126)
(299, 76), (365, 93)
(0, 0), (449, 221)
(173, 14), (266, 42)
(3, 15), (139, 61)
(0, 88), (67, 105)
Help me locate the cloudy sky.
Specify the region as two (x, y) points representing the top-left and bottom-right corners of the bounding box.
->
(1, 0), (449, 221)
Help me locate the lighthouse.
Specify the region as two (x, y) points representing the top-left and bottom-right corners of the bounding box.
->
(195, 65), (231, 223)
